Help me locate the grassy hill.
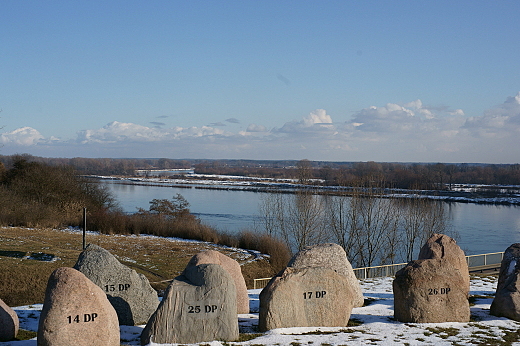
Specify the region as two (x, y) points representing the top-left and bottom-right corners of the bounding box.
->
(0, 226), (275, 306)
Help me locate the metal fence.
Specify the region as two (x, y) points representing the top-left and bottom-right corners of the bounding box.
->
(352, 262), (408, 280)
(466, 252), (504, 268)
(252, 251), (504, 289)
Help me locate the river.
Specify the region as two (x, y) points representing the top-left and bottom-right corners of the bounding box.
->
(103, 181), (520, 256)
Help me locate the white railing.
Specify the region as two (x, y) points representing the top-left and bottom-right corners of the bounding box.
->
(252, 251), (505, 289)
(352, 262), (408, 280)
(466, 252), (504, 268)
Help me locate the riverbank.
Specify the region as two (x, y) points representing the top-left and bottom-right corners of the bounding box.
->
(91, 174), (520, 206)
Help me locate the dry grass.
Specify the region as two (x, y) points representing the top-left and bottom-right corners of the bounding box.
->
(0, 227), (276, 306)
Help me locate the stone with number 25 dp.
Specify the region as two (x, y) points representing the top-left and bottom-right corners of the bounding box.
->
(37, 267), (120, 346)
(140, 263), (238, 345)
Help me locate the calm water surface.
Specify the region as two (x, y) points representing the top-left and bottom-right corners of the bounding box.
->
(105, 182), (520, 256)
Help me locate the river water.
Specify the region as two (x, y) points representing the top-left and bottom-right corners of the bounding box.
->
(104, 181), (520, 256)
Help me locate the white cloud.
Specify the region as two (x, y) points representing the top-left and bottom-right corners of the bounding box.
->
(303, 109), (332, 126)
(246, 124), (267, 132)
(0, 127), (44, 146)
(75, 121), (227, 144)
(277, 109), (334, 133)
(462, 92), (520, 139)
(2, 93), (520, 163)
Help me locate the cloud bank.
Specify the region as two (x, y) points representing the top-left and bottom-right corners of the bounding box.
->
(2, 93), (520, 163)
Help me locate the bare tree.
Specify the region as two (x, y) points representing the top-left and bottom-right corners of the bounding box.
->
(260, 175), (452, 267)
(398, 196), (451, 262)
(259, 189), (327, 252)
(296, 159), (313, 185)
(324, 195), (361, 265)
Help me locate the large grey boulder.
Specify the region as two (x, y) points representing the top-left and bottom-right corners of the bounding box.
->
(393, 259), (470, 323)
(259, 266), (354, 331)
(491, 243), (520, 320)
(37, 267), (120, 346)
(73, 243), (159, 325)
(418, 233), (470, 293)
(0, 298), (19, 341)
(185, 250), (249, 314)
(140, 263), (238, 345)
(287, 243), (364, 307)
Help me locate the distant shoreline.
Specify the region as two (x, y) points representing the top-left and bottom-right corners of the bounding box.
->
(91, 175), (520, 206)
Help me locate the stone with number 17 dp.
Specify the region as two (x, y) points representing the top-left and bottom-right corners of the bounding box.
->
(259, 266), (354, 331)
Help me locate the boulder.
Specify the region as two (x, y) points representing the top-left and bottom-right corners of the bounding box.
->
(418, 233), (470, 293)
(287, 243), (364, 307)
(259, 266), (354, 331)
(37, 267), (120, 346)
(140, 263), (238, 345)
(490, 243), (520, 320)
(393, 258), (470, 323)
(0, 298), (19, 341)
(186, 250), (249, 314)
(73, 243), (159, 325)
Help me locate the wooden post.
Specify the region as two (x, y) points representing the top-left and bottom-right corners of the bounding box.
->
(82, 207), (87, 250)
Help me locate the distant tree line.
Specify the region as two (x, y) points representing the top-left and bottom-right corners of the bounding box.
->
(1, 154), (519, 189)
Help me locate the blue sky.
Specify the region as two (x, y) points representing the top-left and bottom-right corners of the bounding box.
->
(1, 1), (520, 163)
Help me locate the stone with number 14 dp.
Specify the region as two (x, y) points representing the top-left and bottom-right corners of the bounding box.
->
(140, 263), (238, 345)
(37, 267), (120, 346)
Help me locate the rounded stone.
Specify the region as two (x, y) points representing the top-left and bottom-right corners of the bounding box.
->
(418, 233), (470, 293)
(74, 244), (159, 325)
(259, 266), (354, 331)
(0, 298), (19, 341)
(37, 267), (120, 346)
(185, 250), (249, 314)
(287, 243), (364, 307)
(491, 243), (520, 320)
(393, 258), (470, 323)
(140, 263), (238, 345)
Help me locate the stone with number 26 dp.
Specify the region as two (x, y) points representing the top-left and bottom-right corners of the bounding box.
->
(37, 267), (120, 346)
(259, 266), (354, 331)
(393, 258), (470, 323)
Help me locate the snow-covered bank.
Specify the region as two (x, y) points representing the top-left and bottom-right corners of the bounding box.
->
(93, 175), (520, 206)
(8, 275), (520, 346)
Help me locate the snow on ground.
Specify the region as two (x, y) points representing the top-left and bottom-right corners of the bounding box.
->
(6, 274), (520, 346)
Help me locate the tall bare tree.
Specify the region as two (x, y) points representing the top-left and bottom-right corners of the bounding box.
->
(259, 189), (327, 252)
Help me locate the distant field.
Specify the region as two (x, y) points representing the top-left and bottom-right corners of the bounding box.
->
(0, 227), (274, 306)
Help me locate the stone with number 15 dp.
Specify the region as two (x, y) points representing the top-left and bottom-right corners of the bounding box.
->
(74, 244), (159, 325)
(37, 267), (120, 346)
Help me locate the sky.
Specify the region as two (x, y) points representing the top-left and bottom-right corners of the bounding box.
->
(1, 1), (520, 164)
